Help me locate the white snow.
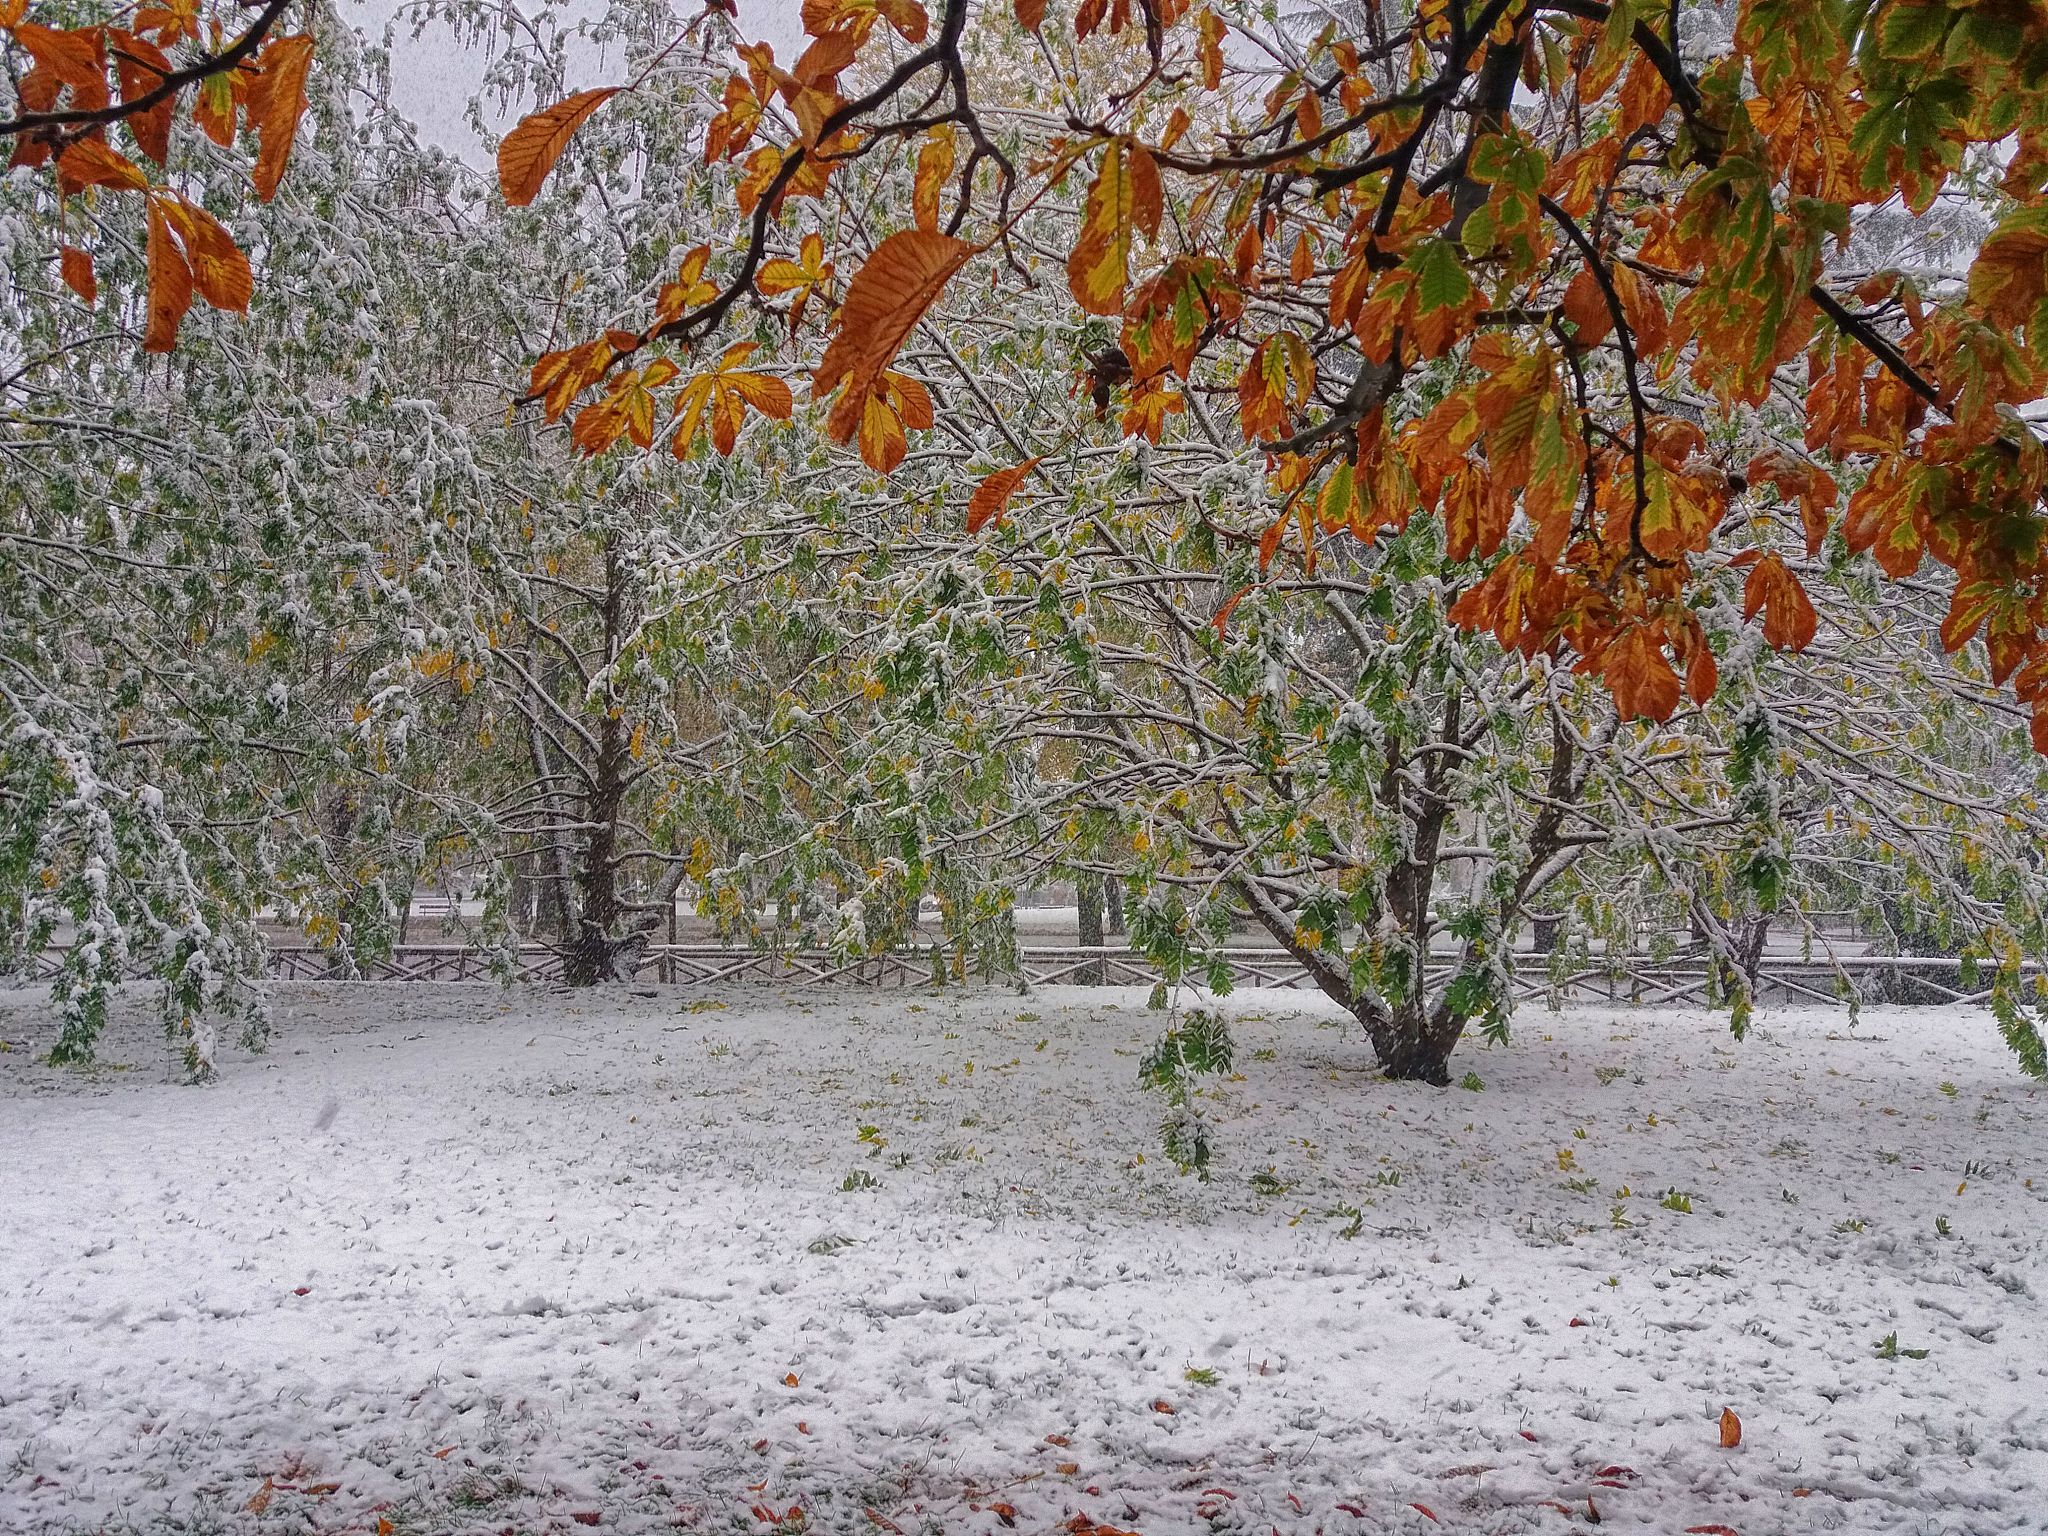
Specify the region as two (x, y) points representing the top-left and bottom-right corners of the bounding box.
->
(1, 984), (2044, 1535)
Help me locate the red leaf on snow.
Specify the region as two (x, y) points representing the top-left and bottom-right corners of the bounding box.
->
(1685, 1527), (1742, 1535)
(1411, 1503), (1440, 1522)
(570, 1514), (601, 1527)
(292, 1286), (310, 1296)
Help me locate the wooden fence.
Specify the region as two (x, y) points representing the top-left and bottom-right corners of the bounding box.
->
(28, 942), (2001, 1008)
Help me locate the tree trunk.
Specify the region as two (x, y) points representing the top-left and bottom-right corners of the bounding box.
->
(1075, 874), (1104, 984)
(1361, 1004), (1464, 1085)
(1233, 873), (1466, 1084)
(563, 543), (632, 988)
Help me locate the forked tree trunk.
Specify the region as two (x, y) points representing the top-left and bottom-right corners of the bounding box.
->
(1234, 875), (1468, 1084)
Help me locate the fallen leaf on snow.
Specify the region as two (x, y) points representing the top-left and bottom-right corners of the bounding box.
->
(1719, 1407), (1742, 1448)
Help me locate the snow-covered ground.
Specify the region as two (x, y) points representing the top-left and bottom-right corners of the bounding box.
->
(1, 984), (2043, 1535)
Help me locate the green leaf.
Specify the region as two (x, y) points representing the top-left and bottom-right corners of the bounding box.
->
(1409, 238), (1475, 313)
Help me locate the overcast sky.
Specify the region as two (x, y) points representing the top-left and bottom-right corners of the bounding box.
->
(341, 0), (804, 159)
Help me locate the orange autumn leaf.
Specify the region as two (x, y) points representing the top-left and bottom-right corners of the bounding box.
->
(530, 338), (617, 422)
(59, 245), (96, 304)
(1719, 1407), (1742, 1448)
(111, 29), (176, 163)
(246, 35), (315, 201)
(853, 371), (934, 472)
(498, 86), (621, 207)
(967, 458), (1043, 532)
(572, 358), (679, 453)
(1742, 553), (1818, 651)
(55, 138), (148, 195)
(814, 229), (972, 451)
(671, 342), (794, 458)
(1606, 624), (1681, 723)
(142, 196), (194, 352)
(159, 195), (252, 312)
(11, 23), (103, 90)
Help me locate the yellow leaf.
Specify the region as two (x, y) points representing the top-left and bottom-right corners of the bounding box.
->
(1068, 141), (1134, 316)
(913, 125), (955, 232)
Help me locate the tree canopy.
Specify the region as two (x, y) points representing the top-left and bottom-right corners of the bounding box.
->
(5, 0), (2048, 1083)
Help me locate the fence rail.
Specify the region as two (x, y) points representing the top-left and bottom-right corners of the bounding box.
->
(21, 943), (2031, 1009)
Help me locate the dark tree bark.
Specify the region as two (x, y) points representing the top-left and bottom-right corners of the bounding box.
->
(1075, 873), (1105, 984)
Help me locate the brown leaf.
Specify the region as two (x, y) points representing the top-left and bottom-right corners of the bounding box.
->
(497, 86), (621, 207)
(814, 229), (972, 449)
(784, 1372), (800, 1387)
(967, 458), (1042, 532)
(1719, 1406), (1742, 1448)
(59, 245), (96, 305)
(246, 35), (315, 201)
(244, 1478), (275, 1515)
(1014, 0), (1046, 29)
(569, 1513), (601, 1527)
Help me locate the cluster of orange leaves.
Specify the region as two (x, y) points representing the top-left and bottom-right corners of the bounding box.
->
(498, 0), (2048, 750)
(7, 2), (313, 349)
